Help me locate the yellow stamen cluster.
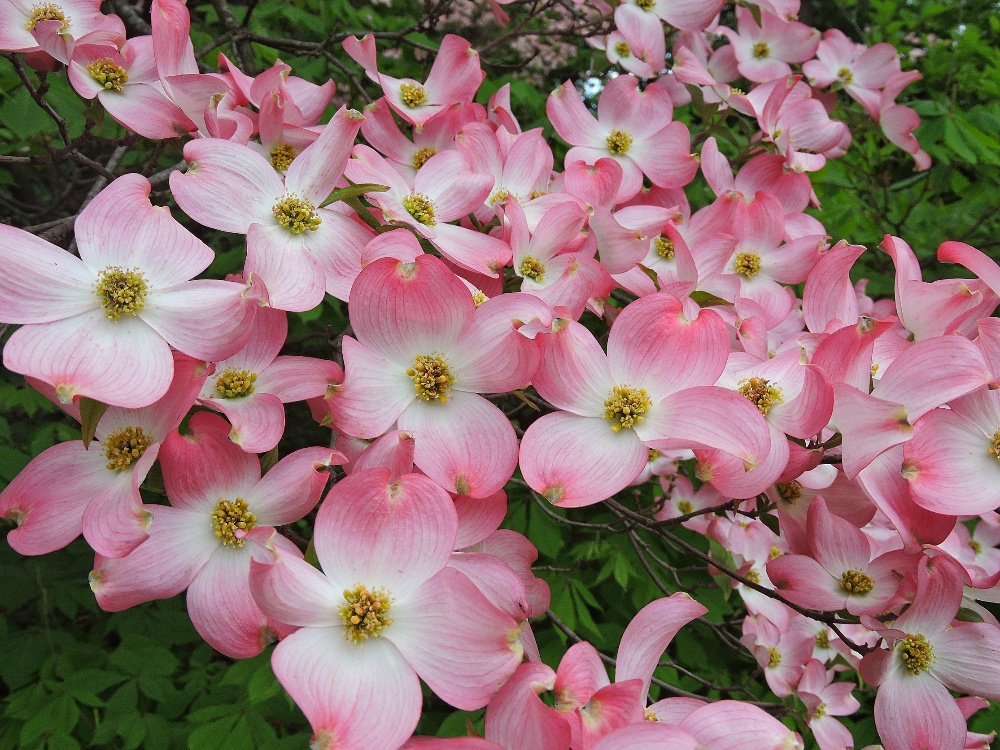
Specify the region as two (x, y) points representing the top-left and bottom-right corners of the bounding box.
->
(815, 630), (830, 649)
(606, 129), (634, 155)
(988, 429), (1000, 462)
(402, 193), (437, 226)
(647, 448), (661, 461)
(769, 545), (783, 560)
(840, 569), (874, 595)
(407, 354), (454, 403)
(604, 385), (651, 432)
(412, 146), (437, 169)
(490, 187), (515, 206)
(211, 497), (257, 548)
(744, 568), (761, 584)
(399, 82), (427, 108)
(767, 647), (782, 668)
(898, 633), (933, 675)
(635, 0), (656, 10)
(215, 368), (258, 399)
(752, 41), (771, 59)
(102, 426), (153, 472)
(26, 2), (69, 31)
(737, 376), (783, 415)
(519, 256), (546, 282)
(96, 266), (148, 320)
(970, 539), (983, 555)
(269, 143), (297, 171)
(340, 584), (392, 642)
(272, 193), (321, 234)
(614, 41), (632, 58)
(677, 500), (693, 515)
(472, 289), (487, 307)
(837, 67), (854, 84)
(643, 708), (657, 722)
(814, 702), (827, 719)
(530, 189), (549, 200)
(734, 251), (763, 279)
(654, 236), (675, 260)
(776, 480), (802, 504)
(87, 59), (128, 92)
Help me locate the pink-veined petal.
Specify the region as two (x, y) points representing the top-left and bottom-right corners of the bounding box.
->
(249, 551), (343, 628)
(328, 336), (414, 439)
(248, 446), (342, 525)
(245, 223), (328, 313)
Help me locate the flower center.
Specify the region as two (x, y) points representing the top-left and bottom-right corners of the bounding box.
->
(402, 193), (437, 226)
(647, 448), (660, 461)
(970, 539), (983, 555)
(737, 377), (783, 415)
(752, 41), (770, 59)
(87, 59), (128, 92)
(654, 236), (675, 259)
(604, 385), (651, 432)
(26, 2), (69, 31)
(898, 633), (933, 676)
(269, 143), (297, 171)
(769, 545), (783, 560)
(988, 429), (1000, 462)
(215, 368), (258, 399)
(734, 251), (763, 279)
(837, 67), (854, 84)
(490, 187), (518, 206)
(211, 497), (257, 548)
(744, 568), (761, 584)
(519, 256), (546, 282)
(103, 426), (153, 472)
(407, 354), (454, 403)
(412, 146), (437, 169)
(96, 266), (148, 320)
(340, 584), (392, 642)
(635, 0), (656, 10)
(776, 480), (802, 504)
(815, 630), (830, 649)
(677, 500), (693, 515)
(614, 41), (632, 58)
(472, 289), (487, 307)
(399, 82), (427, 108)
(814, 702), (827, 719)
(606, 129), (633, 155)
(767, 647), (781, 668)
(840, 569), (874, 595)
(272, 193), (321, 234)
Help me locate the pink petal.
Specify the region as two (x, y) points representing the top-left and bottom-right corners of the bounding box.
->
(4, 310), (173, 408)
(314, 468), (457, 597)
(259, 355), (342, 402)
(533, 318), (615, 417)
(249, 551), (343, 627)
(328, 336), (415, 438)
(387, 567), (522, 709)
(270, 626), (421, 750)
(415, 150), (493, 221)
(200, 392), (285, 453)
(218, 305), (286, 373)
(248, 446), (343, 525)
(485, 663), (571, 750)
(547, 81), (603, 148)
(81, 443), (158, 558)
(447, 551), (528, 621)
(554, 641), (609, 708)
(519, 411), (647, 508)
(678, 700), (804, 750)
(99, 83), (195, 140)
(766, 555), (846, 611)
(454, 490), (507, 549)
(245, 223), (328, 312)
(873, 672), (966, 750)
(398, 391), (518, 498)
(933, 623), (1000, 700)
(284, 107), (364, 205)
(428, 222), (512, 278)
(590, 722), (699, 750)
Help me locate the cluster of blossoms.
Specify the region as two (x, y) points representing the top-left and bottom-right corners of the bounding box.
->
(2, 0), (999, 748)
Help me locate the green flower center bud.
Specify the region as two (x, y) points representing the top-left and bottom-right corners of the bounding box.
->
(87, 59), (128, 92)
(340, 584), (393, 643)
(837, 67), (854, 85)
(970, 539), (983, 555)
(519, 256), (546, 282)
(734, 251), (763, 279)
(211, 497), (257, 548)
(737, 377), (783, 415)
(402, 193), (437, 226)
(604, 385), (651, 432)
(96, 266), (148, 320)
(272, 193), (321, 234)
(767, 647), (781, 668)
(840, 569), (874, 595)
(407, 354), (454, 403)
(753, 41), (770, 59)
(776, 480), (802, 504)
(677, 500), (693, 515)
(412, 146), (437, 169)
(898, 633), (933, 676)
(635, 0), (656, 10)
(606, 129), (634, 155)
(269, 143), (297, 171)
(103, 426), (153, 472)
(815, 630), (830, 649)
(26, 2), (69, 31)
(215, 368), (258, 399)
(614, 41), (632, 58)
(988, 429), (1000, 462)
(647, 448), (661, 461)
(399, 82), (427, 108)
(654, 236), (675, 259)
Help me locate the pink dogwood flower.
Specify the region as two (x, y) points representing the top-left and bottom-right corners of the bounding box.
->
(91, 411), (344, 658)
(250, 467), (523, 750)
(0, 173), (256, 408)
(720, 7), (819, 83)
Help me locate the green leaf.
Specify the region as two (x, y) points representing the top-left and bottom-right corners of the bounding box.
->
(690, 291), (729, 307)
(79, 397), (109, 449)
(956, 606), (985, 623)
(187, 716), (238, 750)
(259, 446), (279, 474)
(320, 183), (389, 207)
(20, 694), (78, 743)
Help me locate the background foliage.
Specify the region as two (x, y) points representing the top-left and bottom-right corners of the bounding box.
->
(2, 0), (999, 746)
